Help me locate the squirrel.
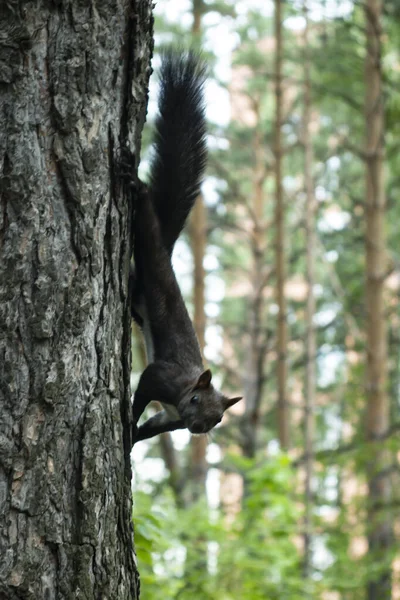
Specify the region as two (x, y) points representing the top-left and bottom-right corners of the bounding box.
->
(131, 51), (242, 444)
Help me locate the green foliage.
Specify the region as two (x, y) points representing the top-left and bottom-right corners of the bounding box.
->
(133, 456), (317, 600)
(133, 490), (183, 598)
(216, 456), (312, 600)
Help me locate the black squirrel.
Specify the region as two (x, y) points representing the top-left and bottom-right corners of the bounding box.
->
(131, 51), (242, 443)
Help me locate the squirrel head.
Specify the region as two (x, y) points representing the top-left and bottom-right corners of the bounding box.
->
(178, 369), (242, 434)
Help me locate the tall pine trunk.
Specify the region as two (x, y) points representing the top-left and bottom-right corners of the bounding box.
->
(183, 3), (209, 593)
(302, 1), (316, 579)
(189, 190), (208, 497)
(274, 0), (289, 450)
(0, 2), (152, 597)
(189, 0), (208, 499)
(364, 1), (392, 598)
(241, 119), (267, 459)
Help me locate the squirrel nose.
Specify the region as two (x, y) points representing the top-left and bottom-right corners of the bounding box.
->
(191, 422), (203, 434)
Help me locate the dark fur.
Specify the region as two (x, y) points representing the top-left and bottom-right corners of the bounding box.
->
(131, 52), (241, 443)
(150, 50), (207, 255)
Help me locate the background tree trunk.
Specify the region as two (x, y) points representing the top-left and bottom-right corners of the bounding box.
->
(189, 0), (208, 500)
(274, 0), (289, 450)
(241, 119), (267, 459)
(189, 194), (208, 498)
(302, 1), (316, 579)
(364, 1), (392, 598)
(0, 1), (152, 598)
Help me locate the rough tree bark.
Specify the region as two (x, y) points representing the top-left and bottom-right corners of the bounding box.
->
(0, 1), (152, 598)
(364, 1), (392, 598)
(274, 0), (289, 450)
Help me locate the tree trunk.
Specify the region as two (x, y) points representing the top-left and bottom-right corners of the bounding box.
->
(0, 2), (152, 598)
(302, 1), (316, 579)
(364, 1), (392, 598)
(274, 0), (289, 450)
(189, 0), (208, 500)
(189, 196), (208, 498)
(241, 116), (267, 459)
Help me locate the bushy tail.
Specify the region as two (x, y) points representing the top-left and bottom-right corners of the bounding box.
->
(149, 50), (207, 255)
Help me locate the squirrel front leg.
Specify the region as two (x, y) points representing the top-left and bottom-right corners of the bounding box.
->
(132, 390), (151, 423)
(133, 363), (167, 422)
(134, 411), (185, 443)
(132, 362), (179, 441)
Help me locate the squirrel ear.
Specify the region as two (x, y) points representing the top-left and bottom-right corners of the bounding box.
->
(195, 369), (212, 389)
(223, 396), (242, 410)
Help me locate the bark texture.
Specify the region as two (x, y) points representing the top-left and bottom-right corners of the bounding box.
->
(364, 1), (392, 598)
(274, 0), (289, 450)
(0, 1), (152, 598)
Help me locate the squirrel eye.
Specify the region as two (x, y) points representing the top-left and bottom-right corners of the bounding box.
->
(190, 395), (199, 404)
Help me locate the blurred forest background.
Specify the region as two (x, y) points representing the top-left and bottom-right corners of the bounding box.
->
(132, 0), (400, 598)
